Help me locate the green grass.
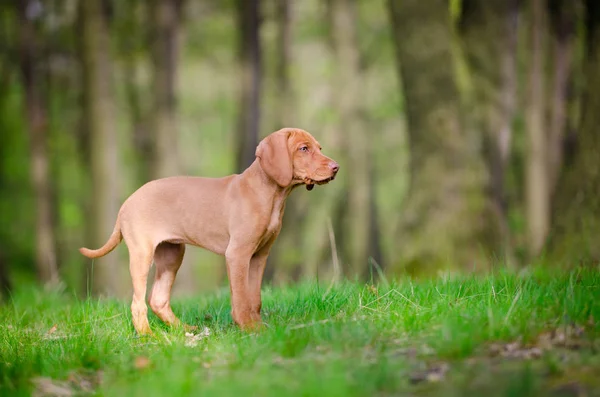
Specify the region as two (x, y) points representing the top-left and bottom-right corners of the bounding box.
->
(1, 268), (599, 396)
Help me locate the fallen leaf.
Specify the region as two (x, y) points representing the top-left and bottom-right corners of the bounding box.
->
(46, 324), (58, 335)
(42, 324), (69, 341)
(134, 356), (151, 370)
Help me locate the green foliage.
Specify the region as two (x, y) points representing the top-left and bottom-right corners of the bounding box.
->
(1, 268), (598, 396)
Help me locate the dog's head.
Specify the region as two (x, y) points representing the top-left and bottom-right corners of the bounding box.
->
(255, 128), (339, 191)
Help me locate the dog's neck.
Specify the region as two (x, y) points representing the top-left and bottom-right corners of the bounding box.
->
(243, 160), (295, 200)
(242, 160), (295, 232)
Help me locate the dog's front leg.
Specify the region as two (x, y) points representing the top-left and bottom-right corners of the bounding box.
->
(225, 246), (257, 329)
(248, 251), (269, 320)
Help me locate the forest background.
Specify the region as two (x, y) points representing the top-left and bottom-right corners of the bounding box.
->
(0, 0), (597, 299)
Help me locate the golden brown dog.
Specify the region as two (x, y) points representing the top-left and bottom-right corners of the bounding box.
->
(79, 128), (339, 335)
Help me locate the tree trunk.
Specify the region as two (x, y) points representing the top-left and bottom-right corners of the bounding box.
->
(330, 0), (372, 277)
(548, 0), (600, 264)
(547, 0), (577, 196)
(275, 0), (293, 130)
(80, 0), (122, 296)
(17, 0), (59, 285)
(267, 0), (299, 283)
(460, 0), (520, 265)
(526, 0), (550, 257)
(236, 0), (262, 173)
(150, 0), (182, 179)
(388, 0), (494, 274)
(121, 0), (152, 184)
(365, 162), (384, 280)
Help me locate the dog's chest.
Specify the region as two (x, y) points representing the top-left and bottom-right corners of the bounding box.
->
(265, 196), (287, 235)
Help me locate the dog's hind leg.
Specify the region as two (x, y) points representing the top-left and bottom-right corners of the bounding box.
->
(129, 247), (154, 335)
(148, 242), (189, 328)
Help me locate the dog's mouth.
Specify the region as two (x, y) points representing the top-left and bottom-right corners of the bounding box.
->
(303, 175), (336, 191)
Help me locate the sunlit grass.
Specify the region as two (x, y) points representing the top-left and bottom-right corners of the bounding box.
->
(1, 267), (599, 396)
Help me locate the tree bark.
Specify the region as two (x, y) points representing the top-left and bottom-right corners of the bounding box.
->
(296, 1), (347, 281)
(388, 0), (493, 274)
(235, 0), (262, 173)
(150, 0), (182, 179)
(17, 0), (59, 285)
(120, 0), (152, 184)
(330, 0), (372, 276)
(275, 0), (293, 130)
(548, 0), (600, 264)
(267, 0), (299, 283)
(547, 0), (577, 196)
(460, 0), (520, 264)
(526, 0), (550, 257)
(80, 0), (121, 296)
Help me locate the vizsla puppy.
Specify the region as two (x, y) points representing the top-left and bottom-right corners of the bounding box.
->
(79, 128), (339, 335)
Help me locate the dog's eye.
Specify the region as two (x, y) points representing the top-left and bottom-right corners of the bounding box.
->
(299, 146), (309, 152)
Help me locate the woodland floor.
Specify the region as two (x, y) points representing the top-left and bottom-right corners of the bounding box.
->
(1, 267), (599, 396)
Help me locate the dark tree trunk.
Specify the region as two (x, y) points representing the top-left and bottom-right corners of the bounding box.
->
(236, 0), (262, 173)
(388, 0), (495, 274)
(548, 0), (600, 264)
(120, 0), (152, 184)
(460, 0), (520, 265)
(275, 0), (293, 129)
(547, 0), (578, 196)
(150, 0), (182, 179)
(17, 0), (59, 285)
(267, 0), (299, 283)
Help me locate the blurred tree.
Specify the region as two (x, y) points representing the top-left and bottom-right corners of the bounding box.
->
(388, 0), (494, 273)
(235, 0), (262, 172)
(275, 0), (293, 129)
(459, 0), (520, 265)
(150, 0), (183, 179)
(547, 0), (579, 196)
(267, 0), (302, 282)
(115, 0), (152, 184)
(330, 0), (373, 276)
(79, 0), (122, 295)
(526, 0), (550, 257)
(17, 0), (59, 285)
(548, 0), (600, 264)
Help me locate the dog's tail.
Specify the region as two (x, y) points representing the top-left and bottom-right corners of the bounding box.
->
(79, 216), (123, 259)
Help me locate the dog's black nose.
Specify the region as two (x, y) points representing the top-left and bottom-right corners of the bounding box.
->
(329, 161), (339, 173)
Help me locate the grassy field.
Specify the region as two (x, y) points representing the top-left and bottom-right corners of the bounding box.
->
(1, 267), (599, 396)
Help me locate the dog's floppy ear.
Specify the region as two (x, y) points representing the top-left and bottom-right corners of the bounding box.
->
(255, 131), (293, 187)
